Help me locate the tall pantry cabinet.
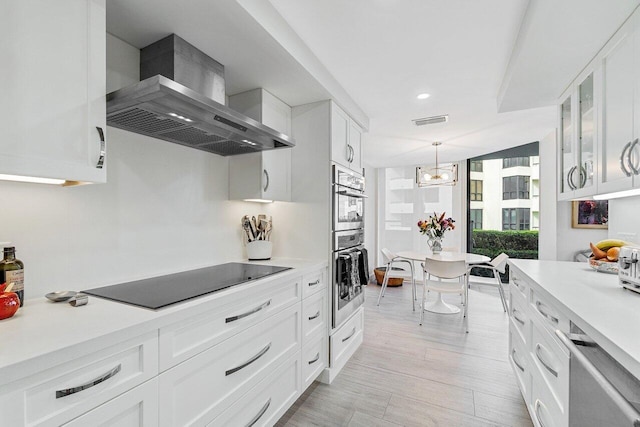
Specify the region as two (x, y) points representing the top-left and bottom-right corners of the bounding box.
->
(0, 0), (107, 184)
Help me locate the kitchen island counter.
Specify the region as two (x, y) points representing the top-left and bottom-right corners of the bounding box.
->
(509, 259), (640, 379)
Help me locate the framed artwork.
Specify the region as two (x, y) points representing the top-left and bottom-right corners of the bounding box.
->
(572, 200), (608, 229)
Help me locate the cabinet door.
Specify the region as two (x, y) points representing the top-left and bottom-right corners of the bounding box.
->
(262, 149), (291, 202)
(557, 92), (577, 200)
(598, 19), (636, 194)
(0, 0), (106, 184)
(63, 379), (158, 427)
(575, 72), (597, 197)
(349, 120), (363, 173)
(331, 104), (350, 168)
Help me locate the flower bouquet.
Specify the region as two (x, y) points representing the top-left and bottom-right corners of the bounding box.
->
(417, 212), (455, 253)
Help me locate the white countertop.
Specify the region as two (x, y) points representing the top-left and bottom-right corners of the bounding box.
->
(509, 259), (640, 379)
(0, 257), (326, 384)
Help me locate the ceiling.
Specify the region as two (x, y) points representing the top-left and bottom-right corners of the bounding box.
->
(106, 0), (639, 168)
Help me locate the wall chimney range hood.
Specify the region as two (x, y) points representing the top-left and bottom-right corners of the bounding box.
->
(106, 34), (294, 156)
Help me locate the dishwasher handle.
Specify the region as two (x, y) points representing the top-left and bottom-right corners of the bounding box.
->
(555, 330), (640, 426)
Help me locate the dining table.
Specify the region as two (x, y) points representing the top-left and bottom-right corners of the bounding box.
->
(396, 250), (490, 314)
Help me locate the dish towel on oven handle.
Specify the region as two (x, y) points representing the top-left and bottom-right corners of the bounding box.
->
(349, 252), (361, 290)
(358, 247), (369, 285)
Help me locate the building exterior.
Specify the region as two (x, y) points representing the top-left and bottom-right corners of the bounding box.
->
(470, 156), (540, 231)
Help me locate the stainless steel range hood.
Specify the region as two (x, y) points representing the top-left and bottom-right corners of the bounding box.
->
(106, 35), (295, 156)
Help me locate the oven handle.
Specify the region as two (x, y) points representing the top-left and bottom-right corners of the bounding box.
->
(336, 190), (368, 199)
(556, 330), (640, 425)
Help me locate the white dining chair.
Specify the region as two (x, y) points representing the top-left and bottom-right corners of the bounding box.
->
(468, 253), (509, 312)
(420, 258), (469, 332)
(377, 248), (416, 311)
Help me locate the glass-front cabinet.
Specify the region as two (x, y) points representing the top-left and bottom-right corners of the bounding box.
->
(557, 71), (597, 200)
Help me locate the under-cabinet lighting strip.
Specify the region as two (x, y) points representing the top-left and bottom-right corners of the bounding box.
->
(0, 174), (65, 185)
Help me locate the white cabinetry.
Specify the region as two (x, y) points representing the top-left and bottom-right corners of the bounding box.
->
(0, 332), (158, 427)
(557, 69), (597, 200)
(0, 0), (107, 184)
(63, 378), (159, 427)
(332, 103), (363, 173)
(509, 266), (569, 427)
(598, 13), (640, 194)
(229, 89), (292, 202)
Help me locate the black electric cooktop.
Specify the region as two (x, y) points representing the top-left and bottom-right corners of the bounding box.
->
(84, 263), (291, 310)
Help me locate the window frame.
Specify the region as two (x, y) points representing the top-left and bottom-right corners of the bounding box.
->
(502, 175), (530, 200)
(470, 179), (483, 201)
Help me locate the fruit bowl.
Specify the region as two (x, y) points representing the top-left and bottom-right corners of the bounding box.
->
(588, 256), (619, 274)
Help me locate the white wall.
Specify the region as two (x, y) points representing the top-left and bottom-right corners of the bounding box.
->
(363, 163), (377, 272)
(538, 131), (558, 260)
(608, 196), (640, 244)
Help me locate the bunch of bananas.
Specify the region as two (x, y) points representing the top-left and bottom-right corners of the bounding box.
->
(589, 239), (631, 262)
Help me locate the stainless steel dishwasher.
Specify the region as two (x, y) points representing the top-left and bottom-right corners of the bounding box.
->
(556, 323), (640, 427)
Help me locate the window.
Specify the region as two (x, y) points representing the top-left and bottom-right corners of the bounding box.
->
(470, 160), (483, 172)
(503, 176), (530, 200)
(502, 157), (530, 168)
(502, 208), (530, 230)
(470, 180), (483, 201)
(470, 209), (483, 230)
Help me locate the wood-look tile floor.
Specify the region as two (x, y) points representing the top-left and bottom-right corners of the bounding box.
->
(276, 279), (533, 427)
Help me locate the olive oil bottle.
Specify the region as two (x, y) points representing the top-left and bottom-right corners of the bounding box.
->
(1, 247), (24, 306)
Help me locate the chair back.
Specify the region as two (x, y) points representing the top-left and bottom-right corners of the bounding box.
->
(381, 248), (397, 263)
(424, 258), (467, 280)
(490, 253), (509, 273)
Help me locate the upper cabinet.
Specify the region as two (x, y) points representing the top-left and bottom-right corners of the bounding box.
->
(557, 71), (597, 200)
(597, 14), (640, 194)
(0, 0), (107, 184)
(331, 103), (363, 173)
(229, 89), (292, 202)
(557, 7), (640, 200)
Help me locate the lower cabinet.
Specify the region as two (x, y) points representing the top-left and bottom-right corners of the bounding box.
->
(158, 302), (301, 426)
(509, 265), (569, 427)
(208, 353), (301, 427)
(64, 378), (158, 427)
(330, 307), (364, 376)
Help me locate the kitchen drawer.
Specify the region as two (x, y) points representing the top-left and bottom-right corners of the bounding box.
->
(531, 375), (568, 427)
(0, 332), (158, 427)
(330, 307), (364, 374)
(510, 292), (531, 347)
(208, 352), (301, 427)
(302, 333), (327, 389)
(302, 268), (327, 299)
(302, 288), (327, 342)
(158, 302), (301, 427)
(509, 330), (531, 405)
(510, 269), (529, 303)
(159, 275), (300, 371)
(530, 287), (570, 345)
(531, 323), (569, 412)
(63, 378), (158, 427)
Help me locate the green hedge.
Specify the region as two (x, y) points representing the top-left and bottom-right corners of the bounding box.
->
(470, 230), (539, 282)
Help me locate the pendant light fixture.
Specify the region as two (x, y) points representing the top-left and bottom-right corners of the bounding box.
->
(416, 142), (458, 187)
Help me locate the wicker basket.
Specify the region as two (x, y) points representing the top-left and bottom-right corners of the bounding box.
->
(374, 267), (404, 287)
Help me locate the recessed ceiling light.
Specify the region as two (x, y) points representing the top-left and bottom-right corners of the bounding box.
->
(416, 93), (430, 100)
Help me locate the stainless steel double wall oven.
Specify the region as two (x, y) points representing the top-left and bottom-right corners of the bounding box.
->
(332, 164), (367, 329)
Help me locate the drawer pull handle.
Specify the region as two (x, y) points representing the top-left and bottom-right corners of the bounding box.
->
(513, 280), (525, 292)
(226, 300), (271, 323)
(534, 399), (548, 427)
(56, 364), (121, 398)
(511, 349), (525, 372)
(308, 352), (320, 365)
(308, 311), (321, 321)
(535, 343), (558, 377)
(246, 398), (271, 427)
(226, 343), (271, 376)
(342, 327), (356, 343)
(512, 309), (525, 325)
(96, 126), (106, 169)
(536, 301), (559, 324)
(309, 279), (321, 287)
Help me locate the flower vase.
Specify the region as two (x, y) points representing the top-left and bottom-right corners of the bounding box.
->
(428, 237), (443, 253)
